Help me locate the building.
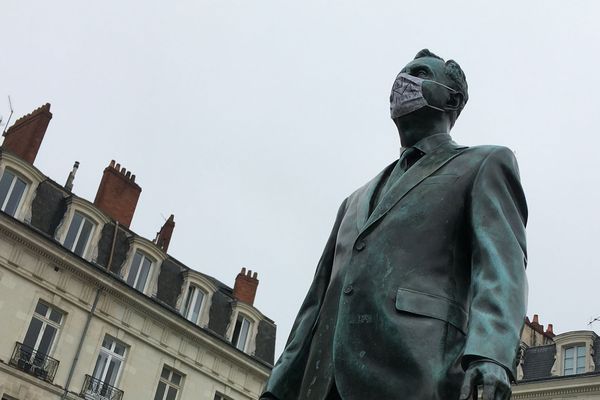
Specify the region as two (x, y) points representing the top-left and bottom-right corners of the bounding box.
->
(0, 104), (276, 400)
(513, 315), (600, 399)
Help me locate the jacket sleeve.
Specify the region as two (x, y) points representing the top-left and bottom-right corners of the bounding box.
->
(262, 198), (348, 400)
(462, 146), (528, 381)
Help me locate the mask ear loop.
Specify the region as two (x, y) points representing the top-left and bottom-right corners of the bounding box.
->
(424, 80), (461, 112)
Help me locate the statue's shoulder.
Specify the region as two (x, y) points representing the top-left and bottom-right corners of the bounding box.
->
(459, 144), (516, 161)
(459, 144), (520, 174)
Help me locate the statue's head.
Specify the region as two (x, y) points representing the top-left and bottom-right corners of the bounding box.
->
(390, 49), (468, 129)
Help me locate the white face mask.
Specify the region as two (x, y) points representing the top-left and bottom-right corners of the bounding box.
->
(390, 73), (457, 119)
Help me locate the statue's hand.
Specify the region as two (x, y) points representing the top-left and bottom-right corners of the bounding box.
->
(459, 360), (511, 400)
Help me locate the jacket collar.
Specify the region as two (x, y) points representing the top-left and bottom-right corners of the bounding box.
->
(356, 137), (467, 233)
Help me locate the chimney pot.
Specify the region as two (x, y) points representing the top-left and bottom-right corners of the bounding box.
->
(233, 267), (259, 306)
(109, 160), (115, 168)
(65, 161), (80, 192)
(2, 103), (52, 164)
(94, 160), (141, 228)
(533, 314), (539, 324)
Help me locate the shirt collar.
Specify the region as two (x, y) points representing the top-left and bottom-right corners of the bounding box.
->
(400, 132), (453, 156)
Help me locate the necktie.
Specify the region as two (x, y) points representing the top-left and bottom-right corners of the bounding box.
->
(399, 147), (424, 172)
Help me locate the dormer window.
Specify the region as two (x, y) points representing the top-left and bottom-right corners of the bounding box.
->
(63, 212), (96, 257)
(126, 251), (153, 292)
(182, 285), (206, 325)
(550, 331), (596, 377)
(0, 169), (27, 217)
(231, 314), (252, 352)
(564, 344), (586, 375)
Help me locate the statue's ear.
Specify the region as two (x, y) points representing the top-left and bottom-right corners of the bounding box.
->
(446, 92), (463, 111)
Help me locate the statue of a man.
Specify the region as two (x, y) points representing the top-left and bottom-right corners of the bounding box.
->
(262, 49), (528, 400)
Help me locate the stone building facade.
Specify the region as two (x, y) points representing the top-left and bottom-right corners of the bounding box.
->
(0, 104), (275, 400)
(513, 315), (600, 399)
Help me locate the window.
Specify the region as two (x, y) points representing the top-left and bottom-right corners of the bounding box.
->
(0, 169), (27, 217)
(63, 211), (95, 257)
(126, 250), (153, 291)
(214, 393), (231, 400)
(231, 314), (252, 352)
(154, 365), (183, 400)
(92, 335), (127, 387)
(564, 344), (586, 375)
(182, 286), (205, 324)
(22, 301), (63, 357)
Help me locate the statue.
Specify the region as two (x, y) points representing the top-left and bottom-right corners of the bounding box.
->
(261, 49), (528, 400)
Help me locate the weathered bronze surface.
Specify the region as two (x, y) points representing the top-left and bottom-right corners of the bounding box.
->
(262, 50), (528, 400)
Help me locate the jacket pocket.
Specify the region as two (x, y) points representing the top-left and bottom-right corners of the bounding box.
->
(395, 288), (468, 335)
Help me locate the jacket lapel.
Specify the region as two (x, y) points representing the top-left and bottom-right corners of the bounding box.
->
(355, 161), (396, 231)
(359, 142), (468, 236)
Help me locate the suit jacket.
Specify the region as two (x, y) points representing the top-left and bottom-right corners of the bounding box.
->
(264, 136), (528, 400)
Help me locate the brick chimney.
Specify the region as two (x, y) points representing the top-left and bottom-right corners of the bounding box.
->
(94, 160), (141, 228)
(233, 267), (259, 306)
(530, 314), (544, 333)
(2, 103), (52, 164)
(545, 324), (555, 338)
(155, 214), (175, 252)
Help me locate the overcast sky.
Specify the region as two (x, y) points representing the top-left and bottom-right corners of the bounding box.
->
(2, 1), (600, 357)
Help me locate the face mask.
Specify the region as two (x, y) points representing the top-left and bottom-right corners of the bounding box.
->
(390, 73), (457, 119)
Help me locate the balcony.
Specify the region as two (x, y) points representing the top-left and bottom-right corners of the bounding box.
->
(9, 342), (60, 383)
(80, 374), (124, 400)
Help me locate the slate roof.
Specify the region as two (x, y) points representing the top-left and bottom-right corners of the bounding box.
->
(521, 344), (556, 380)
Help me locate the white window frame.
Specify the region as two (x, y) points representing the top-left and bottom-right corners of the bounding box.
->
(177, 271), (216, 328)
(0, 168), (28, 217)
(182, 285), (206, 325)
(0, 152), (44, 222)
(92, 335), (127, 387)
(22, 300), (64, 357)
(154, 365), (184, 400)
(121, 236), (166, 296)
(55, 197), (109, 261)
(563, 344), (586, 375)
(227, 302), (264, 356)
(126, 250), (154, 292)
(63, 211), (96, 257)
(231, 314), (252, 352)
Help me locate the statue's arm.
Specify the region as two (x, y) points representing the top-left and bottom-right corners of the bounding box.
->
(462, 146), (528, 382)
(262, 198), (349, 400)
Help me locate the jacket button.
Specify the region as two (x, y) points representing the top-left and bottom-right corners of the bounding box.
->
(355, 241), (366, 251)
(343, 285), (354, 295)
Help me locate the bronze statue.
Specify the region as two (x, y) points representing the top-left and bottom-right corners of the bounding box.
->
(262, 49), (528, 400)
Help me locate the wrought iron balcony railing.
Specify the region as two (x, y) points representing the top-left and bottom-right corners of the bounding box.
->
(81, 374), (124, 400)
(9, 342), (60, 383)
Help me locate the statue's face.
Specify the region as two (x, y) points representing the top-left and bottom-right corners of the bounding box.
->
(390, 57), (457, 119)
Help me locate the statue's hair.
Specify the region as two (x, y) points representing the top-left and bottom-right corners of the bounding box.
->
(414, 49), (469, 119)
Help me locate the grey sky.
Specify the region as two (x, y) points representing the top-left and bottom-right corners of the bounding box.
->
(2, 1), (599, 357)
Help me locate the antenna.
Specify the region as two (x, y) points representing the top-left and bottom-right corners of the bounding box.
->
(2, 96), (14, 135)
(588, 316), (600, 326)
